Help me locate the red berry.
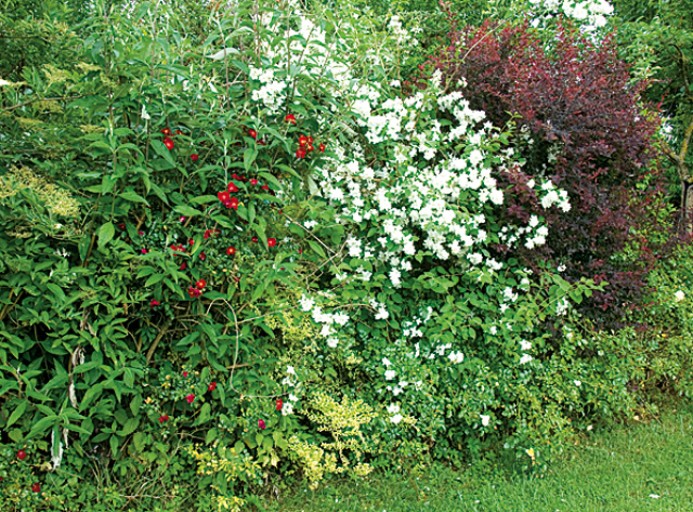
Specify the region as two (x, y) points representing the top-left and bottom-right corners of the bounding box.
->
(32, 483), (41, 493)
(141, 248), (148, 255)
(285, 113), (297, 124)
(319, 143), (326, 152)
(251, 236), (259, 243)
(227, 182), (239, 193)
(182, 371), (189, 377)
(161, 127), (172, 136)
(218, 190), (231, 203)
(175, 129), (184, 135)
(118, 223), (126, 230)
(150, 299), (160, 308)
(261, 184), (270, 191)
(208, 382), (217, 392)
(258, 419), (266, 430)
(296, 148), (307, 159)
(179, 262), (187, 271)
(248, 128), (257, 139)
(189, 238), (195, 246)
(250, 178), (259, 186)
(267, 238), (277, 248)
(17, 449), (27, 461)
(199, 251), (206, 261)
(196, 279), (207, 290)
(158, 414), (169, 423)
(226, 246), (236, 256)
(307, 143), (314, 152)
(298, 135), (309, 146)
(307, 136), (314, 144)
(276, 398), (283, 411)
(163, 136), (175, 150)
(190, 153), (199, 162)
(186, 394), (195, 404)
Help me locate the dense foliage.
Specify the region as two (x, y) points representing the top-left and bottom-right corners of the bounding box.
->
(427, 21), (671, 323)
(0, 0), (690, 510)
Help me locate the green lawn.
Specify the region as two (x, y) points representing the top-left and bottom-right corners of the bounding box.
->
(260, 402), (693, 512)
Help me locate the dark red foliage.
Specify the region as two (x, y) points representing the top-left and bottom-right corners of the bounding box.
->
(429, 22), (673, 325)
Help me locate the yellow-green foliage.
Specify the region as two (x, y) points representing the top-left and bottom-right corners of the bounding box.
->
(1, 166), (80, 217)
(286, 393), (375, 488)
(186, 444), (260, 511)
(262, 292), (320, 346)
(186, 443), (260, 482)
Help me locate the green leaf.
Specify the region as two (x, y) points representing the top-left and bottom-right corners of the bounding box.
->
(97, 222), (115, 249)
(174, 205), (203, 217)
(197, 403), (211, 425)
(308, 240), (326, 258)
(243, 147), (258, 172)
(151, 139), (176, 166)
(119, 190), (150, 205)
(119, 417), (139, 436)
(144, 274), (164, 287)
(29, 415), (59, 438)
(6, 400), (29, 428)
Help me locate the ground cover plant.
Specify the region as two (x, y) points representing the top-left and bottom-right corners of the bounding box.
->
(261, 402), (693, 512)
(0, 0), (691, 510)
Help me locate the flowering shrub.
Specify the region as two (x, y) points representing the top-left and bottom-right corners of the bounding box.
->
(428, 20), (673, 325)
(0, 0), (684, 509)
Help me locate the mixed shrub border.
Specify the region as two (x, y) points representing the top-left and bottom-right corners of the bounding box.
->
(0, 0), (690, 510)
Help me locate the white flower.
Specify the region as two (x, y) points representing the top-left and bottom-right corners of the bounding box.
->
(333, 313), (350, 326)
(574, 380), (582, 387)
(520, 340), (532, 351)
(327, 337), (339, 348)
(480, 414), (490, 427)
(390, 413), (403, 424)
(282, 402), (294, 416)
(385, 369), (396, 380)
(289, 394), (298, 402)
(675, 290), (685, 302)
(140, 105), (150, 120)
(387, 404), (400, 414)
(299, 295), (315, 312)
(382, 357), (392, 367)
(448, 351), (464, 364)
(287, 366), (296, 375)
(520, 354), (534, 365)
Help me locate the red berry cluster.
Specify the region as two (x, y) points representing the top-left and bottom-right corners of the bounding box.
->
(160, 126), (199, 162)
(187, 278), (206, 298)
(295, 134), (325, 159)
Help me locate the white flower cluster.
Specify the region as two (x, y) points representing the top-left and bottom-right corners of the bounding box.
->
(280, 366), (300, 415)
(312, 84), (571, 289)
(519, 339), (533, 365)
(536, 180), (571, 212)
(387, 403), (403, 424)
(248, 66), (287, 114)
(529, 0), (614, 31)
(236, 9), (420, 121)
(299, 294), (350, 348)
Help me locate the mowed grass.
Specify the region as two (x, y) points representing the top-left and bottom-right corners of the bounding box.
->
(260, 402), (693, 512)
